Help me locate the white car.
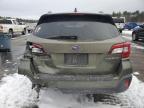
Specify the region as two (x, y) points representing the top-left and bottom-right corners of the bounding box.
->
(0, 19), (27, 37)
(112, 17), (125, 32)
(26, 23), (37, 33)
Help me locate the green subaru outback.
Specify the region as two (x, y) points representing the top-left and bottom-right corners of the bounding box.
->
(18, 13), (132, 94)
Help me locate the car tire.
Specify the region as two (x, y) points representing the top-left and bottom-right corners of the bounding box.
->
(9, 29), (14, 38)
(132, 33), (138, 41)
(22, 28), (26, 35)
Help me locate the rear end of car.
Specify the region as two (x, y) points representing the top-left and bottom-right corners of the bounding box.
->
(0, 24), (8, 34)
(18, 13), (132, 94)
(0, 19), (11, 34)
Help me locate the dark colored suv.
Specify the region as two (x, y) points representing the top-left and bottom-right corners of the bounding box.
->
(18, 13), (132, 94)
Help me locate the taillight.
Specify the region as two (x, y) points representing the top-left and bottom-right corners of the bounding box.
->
(0, 25), (3, 31)
(29, 43), (46, 54)
(124, 79), (131, 88)
(109, 42), (131, 58)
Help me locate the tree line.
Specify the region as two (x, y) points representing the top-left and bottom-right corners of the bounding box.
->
(112, 10), (144, 22)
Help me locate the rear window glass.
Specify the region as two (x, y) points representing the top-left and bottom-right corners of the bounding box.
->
(0, 20), (12, 24)
(34, 21), (119, 41)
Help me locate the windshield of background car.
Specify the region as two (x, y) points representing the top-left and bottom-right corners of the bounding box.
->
(34, 19), (119, 41)
(0, 20), (12, 24)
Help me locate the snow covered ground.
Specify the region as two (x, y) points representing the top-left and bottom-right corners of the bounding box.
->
(0, 73), (144, 108)
(0, 74), (37, 108)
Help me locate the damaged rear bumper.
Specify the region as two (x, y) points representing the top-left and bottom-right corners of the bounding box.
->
(18, 58), (132, 94)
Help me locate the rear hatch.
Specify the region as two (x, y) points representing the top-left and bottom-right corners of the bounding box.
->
(30, 13), (125, 75)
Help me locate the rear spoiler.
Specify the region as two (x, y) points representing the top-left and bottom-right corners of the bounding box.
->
(37, 13), (115, 26)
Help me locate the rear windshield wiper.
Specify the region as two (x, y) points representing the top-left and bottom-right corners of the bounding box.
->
(48, 35), (78, 40)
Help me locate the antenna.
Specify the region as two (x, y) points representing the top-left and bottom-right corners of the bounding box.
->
(74, 8), (77, 13)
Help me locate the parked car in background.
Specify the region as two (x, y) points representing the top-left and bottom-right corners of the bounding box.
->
(0, 32), (11, 52)
(26, 23), (37, 33)
(112, 17), (125, 33)
(124, 22), (138, 30)
(18, 13), (132, 94)
(0, 18), (27, 37)
(132, 24), (144, 41)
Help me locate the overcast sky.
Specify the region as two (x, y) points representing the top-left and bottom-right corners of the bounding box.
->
(0, 0), (144, 19)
